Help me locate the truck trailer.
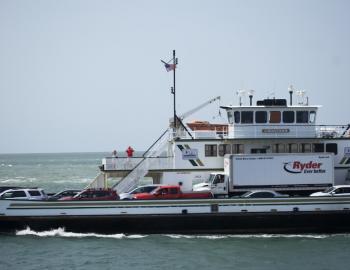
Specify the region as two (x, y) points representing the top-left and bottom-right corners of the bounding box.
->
(193, 153), (334, 197)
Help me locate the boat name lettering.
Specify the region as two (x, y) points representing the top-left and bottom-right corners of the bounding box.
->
(262, 128), (290, 133)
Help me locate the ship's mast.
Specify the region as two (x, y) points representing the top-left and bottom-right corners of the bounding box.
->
(172, 50), (177, 129)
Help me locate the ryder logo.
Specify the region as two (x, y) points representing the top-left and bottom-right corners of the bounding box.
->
(283, 161), (324, 174)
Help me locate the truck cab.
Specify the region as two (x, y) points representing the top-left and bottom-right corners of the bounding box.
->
(193, 172), (227, 196)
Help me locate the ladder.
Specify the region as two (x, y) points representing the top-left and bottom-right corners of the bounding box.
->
(112, 129), (171, 193)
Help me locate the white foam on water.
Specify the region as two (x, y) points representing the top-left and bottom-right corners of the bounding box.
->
(0, 179), (24, 183)
(14, 227), (350, 240)
(52, 178), (91, 184)
(0, 177), (38, 183)
(15, 227), (147, 239)
(164, 234), (345, 239)
(165, 234), (227, 239)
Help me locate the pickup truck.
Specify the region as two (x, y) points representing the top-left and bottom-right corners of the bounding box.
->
(132, 185), (213, 200)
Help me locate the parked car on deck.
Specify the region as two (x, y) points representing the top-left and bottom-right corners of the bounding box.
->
(0, 186), (26, 193)
(48, 189), (81, 200)
(240, 190), (289, 198)
(132, 185), (213, 200)
(310, 185), (350, 197)
(0, 188), (48, 200)
(59, 189), (119, 201)
(119, 184), (162, 200)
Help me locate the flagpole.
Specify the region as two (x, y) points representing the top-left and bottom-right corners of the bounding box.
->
(173, 49), (176, 129)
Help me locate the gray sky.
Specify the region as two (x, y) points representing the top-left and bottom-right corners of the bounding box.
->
(1, 0), (349, 154)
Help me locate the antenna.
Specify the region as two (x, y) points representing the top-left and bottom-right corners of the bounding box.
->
(296, 90), (307, 105)
(247, 89), (255, 106)
(288, 85), (294, 106)
(236, 89), (247, 106)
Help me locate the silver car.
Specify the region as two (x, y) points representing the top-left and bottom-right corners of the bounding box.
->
(241, 190), (289, 198)
(310, 185), (350, 197)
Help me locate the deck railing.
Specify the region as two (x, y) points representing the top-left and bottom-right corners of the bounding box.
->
(174, 124), (350, 139)
(102, 156), (173, 171)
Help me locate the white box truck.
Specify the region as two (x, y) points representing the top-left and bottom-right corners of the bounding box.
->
(193, 153), (334, 197)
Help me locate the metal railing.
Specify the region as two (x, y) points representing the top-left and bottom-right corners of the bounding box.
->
(103, 156), (173, 171)
(173, 124), (350, 139)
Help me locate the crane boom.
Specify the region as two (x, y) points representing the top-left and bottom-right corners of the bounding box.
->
(179, 96), (221, 120)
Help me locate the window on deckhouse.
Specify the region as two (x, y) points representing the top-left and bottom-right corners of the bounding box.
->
(301, 143), (312, 153)
(296, 111), (309, 123)
(234, 111), (240, 124)
(288, 143), (298, 153)
(283, 111), (294, 123)
(241, 111), (253, 124)
(313, 143), (324, 153)
(219, 144), (231, 156)
(205, 144), (217, 157)
(255, 111), (267, 123)
(272, 144), (286, 153)
(232, 144), (244, 154)
(326, 143), (338, 155)
(269, 111), (281, 123)
(309, 111), (316, 123)
(227, 110), (233, 123)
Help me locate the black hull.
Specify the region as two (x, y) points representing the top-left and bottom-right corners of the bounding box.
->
(1, 211), (350, 234)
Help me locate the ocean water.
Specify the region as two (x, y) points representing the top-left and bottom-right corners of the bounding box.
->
(1, 153), (350, 270)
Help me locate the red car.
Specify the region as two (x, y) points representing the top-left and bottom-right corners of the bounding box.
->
(132, 185), (213, 200)
(59, 189), (119, 201)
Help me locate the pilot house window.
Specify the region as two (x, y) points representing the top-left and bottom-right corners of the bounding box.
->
(269, 111), (281, 123)
(297, 111), (309, 123)
(255, 111), (267, 123)
(234, 111), (240, 124)
(283, 111), (295, 123)
(309, 111), (316, 123)
(227, 110), (233, 124)
(241, 111), (253, 124)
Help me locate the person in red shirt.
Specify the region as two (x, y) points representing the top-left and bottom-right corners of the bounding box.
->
(126, 146), (134, 158)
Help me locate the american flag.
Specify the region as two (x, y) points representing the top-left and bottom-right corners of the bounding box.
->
(161, 60), (176, 72)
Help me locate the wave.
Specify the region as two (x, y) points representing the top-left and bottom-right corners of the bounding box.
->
(15, 227), (147, 239)
(1, 164), (13, 167)
(164, 234), (344, 239)
(0, 177), (38, 184)
(52, 179), (91, 184)
(14, 227), (348, 240)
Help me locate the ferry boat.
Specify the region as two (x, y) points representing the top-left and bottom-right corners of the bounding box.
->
(1, 88), (350, 234)
(1, 51), (350, 233)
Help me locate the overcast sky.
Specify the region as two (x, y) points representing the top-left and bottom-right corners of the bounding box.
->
(0, 0), (349, 154)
